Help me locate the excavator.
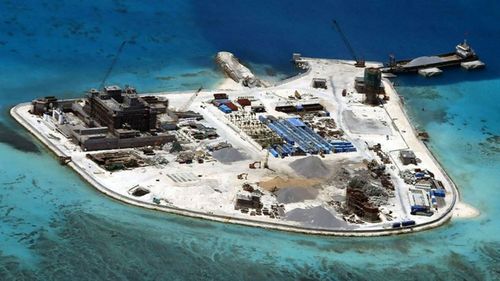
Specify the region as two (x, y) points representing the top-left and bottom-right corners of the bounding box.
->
(249, 161), (261, 169)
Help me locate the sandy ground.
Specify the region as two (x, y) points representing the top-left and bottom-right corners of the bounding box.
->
(217, 77), (244, 91)
(259, 176), (321, 191)
(453, 201), (480, 219)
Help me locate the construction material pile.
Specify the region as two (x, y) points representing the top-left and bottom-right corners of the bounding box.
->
(349, 177), (389, 205)
(276, 186), (319, 204)
(86, 151), (145, 171)
(345, 176), (388, 222)
(212, 147), (246, 164)
(290, 156), (330, 179)
(285, 206), (345, 228)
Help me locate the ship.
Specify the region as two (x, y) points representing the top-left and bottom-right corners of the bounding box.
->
(381, 40), (482, 74)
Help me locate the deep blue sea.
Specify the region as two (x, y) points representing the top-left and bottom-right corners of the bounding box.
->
(1, 1), (499, 280)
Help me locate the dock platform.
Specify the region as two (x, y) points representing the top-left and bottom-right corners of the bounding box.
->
(461, 60), (485, 70)
(418, 67), (443, 77)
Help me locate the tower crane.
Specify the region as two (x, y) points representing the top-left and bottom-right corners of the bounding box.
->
(332, 20), (365, 68)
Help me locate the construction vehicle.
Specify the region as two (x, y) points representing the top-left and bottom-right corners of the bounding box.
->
(332, 20), (365, 68)
(249, 161), (261, 169)
(294, 90), (302, 99)
(237, 173), (248, 180)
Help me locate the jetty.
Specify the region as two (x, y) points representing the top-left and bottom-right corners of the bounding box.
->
(215, 51), (269, 87)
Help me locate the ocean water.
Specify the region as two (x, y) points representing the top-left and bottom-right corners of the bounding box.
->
(0, 1), (499, 280)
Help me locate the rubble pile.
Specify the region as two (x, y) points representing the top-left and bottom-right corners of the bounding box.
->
(367, 159), (394, 191)
(86, 151), (145, 171)
(369, 143), (391, 164)
(399, 169), (435, 185)
(345, 176), (389, 222)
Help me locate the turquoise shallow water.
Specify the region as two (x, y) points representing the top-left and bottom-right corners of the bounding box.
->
(1, 1), (499, 280)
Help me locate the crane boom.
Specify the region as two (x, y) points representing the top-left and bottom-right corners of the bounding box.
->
(99, 40), (127, 89)
(179, 86), (203, 111)
(332, 20), (365, 67)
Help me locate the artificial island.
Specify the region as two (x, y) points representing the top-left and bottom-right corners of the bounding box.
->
(11, 42), (482, 236)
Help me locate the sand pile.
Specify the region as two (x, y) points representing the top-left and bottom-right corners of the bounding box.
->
(289, 156), (330, 178)
(258, 176), (320, 191)
(212, 147), (246, 164)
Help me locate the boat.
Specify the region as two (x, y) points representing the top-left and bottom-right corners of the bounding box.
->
(381, 40), (480, 73)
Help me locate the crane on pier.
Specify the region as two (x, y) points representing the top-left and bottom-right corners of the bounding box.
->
(332, 20), (365, 68)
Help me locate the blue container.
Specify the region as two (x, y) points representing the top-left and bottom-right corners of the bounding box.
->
(332, 141), (352, 147)
(275, 146), (287, 157)
(411, 205), (428, 213)
(402, 220), (416, 227)
(269, 148), (279, 158)
(218, 104), (232, 113)
(287, 118), (306, 127)
(392, 222), (401, 228)
(415, 172), (425, 178)
(283, 143), (294, 152)
(433, 189), (446, 197)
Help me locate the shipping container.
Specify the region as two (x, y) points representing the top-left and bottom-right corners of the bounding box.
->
(213, 93), (228, 99)
(224, 101), (238, 111)
(258, 115), (268, 124)
(218, 104), (232, 114)
(392, 222), (401, 228)
(236, 98), (251, 107)
(269, 148), (279, 158)
(433, 189), (446, 197)
(411, 205), (429, 214)
(401, 220), (416, 227)
(212, 99), (229, 107)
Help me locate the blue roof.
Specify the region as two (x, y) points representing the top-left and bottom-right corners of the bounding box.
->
(287, 118), (306, 127)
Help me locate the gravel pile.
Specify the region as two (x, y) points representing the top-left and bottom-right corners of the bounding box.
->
(289, 156), (330, 178)
(212, 147), (246, 164)
(276, 186), (318, 204)
(285, 206), (344, 228)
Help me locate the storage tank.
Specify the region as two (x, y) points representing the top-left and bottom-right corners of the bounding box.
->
(363, 67), (382, 105)
(364, 67), (381, 90)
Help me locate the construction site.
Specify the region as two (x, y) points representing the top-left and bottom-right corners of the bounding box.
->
(10, 23), (461, 235)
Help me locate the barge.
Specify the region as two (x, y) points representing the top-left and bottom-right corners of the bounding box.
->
(381, 40), (484, 74)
